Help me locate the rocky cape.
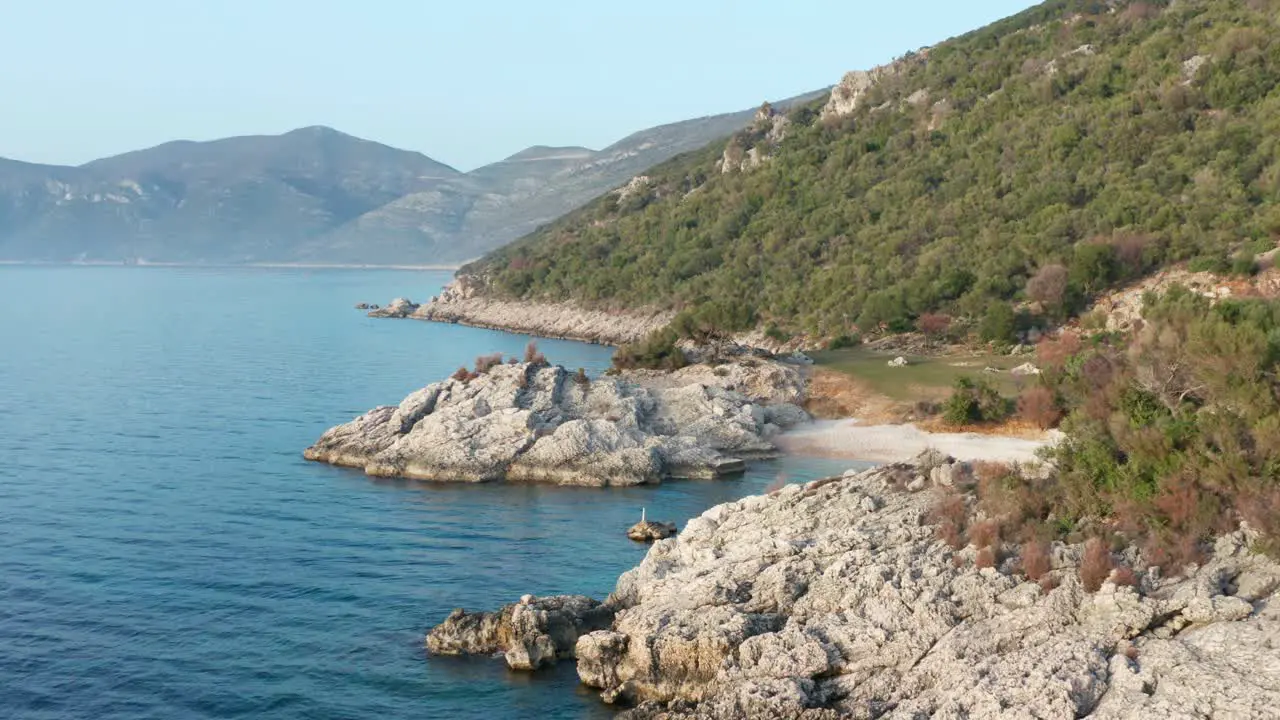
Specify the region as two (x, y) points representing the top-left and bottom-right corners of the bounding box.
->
(303, 359), (809, 486)
(367, 280), (675, 346)
(429, 460), (1280, 718)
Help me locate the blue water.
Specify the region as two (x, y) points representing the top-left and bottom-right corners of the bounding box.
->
(0, 266), (861, 720)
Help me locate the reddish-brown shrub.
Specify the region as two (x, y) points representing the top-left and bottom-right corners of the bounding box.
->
(917, 313), (952, 338)
(969, 519), (1000, 550)
(1018, 386), (1063, 429)
(451, 366), (471, 382)
(930, 489), (968, 550)
(1143, 534), (1207, 576)
(1080, 538), (1114, 592)
(1020, 540), (1051, 581)
(1112, 564), (1139, 588)
(975, 547), (997, 569)
(1039, 575), (1058, 593)
(573, 367), (590, 386)
(1036, 332), (1082, 371)
(474, 353), (504, 374)
(523, 341), (547, 365)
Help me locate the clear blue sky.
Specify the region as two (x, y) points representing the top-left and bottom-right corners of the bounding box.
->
(0, 0), (1037, 171)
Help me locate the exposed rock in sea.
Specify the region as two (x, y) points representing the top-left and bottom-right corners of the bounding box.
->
(367, 297), (419, 318)
(426, 594), (614, 671)
(303, 360), (809, 486)
(627, 520), (677, 542)
(570, 463), (1280, 718)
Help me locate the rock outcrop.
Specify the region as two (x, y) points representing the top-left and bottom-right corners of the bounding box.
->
(303, 360), (808, 486)
(426, 594), (614, 671)
(628, 520), (677, 542)
(367, 297), (419, 318)
(571, 463), (1280, 718)
(394, 278), (674, 346)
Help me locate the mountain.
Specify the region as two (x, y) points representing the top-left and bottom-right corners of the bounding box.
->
(317, 91), (826, 265)
(0, 127), (459, 263)
(462, 0), (1280, 341)
(0, 93), (822, 265)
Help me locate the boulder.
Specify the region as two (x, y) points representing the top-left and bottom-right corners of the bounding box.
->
(1011, 362), (1042, 376)
(888, 356), (908, 368)
(426, 594), (614, 671)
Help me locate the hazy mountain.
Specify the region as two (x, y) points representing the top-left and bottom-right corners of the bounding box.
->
(0, 93), (823, 265)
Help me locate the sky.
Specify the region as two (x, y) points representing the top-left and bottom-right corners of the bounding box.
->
(0, 0), (1038, 172)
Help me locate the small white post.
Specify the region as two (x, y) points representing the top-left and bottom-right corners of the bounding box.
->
(641, 507), (646, 523)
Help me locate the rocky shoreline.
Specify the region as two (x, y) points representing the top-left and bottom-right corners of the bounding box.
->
(303, 358), (809, 486)
(428, 460), (1280, 718)
(367, 279), (675, 346)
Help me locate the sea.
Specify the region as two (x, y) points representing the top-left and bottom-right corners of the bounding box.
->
(0, 266), (862, 720)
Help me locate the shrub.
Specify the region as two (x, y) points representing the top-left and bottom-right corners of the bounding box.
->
(523, 341), (547, 365)
(1018, 386), (1063, 429)
(941, 377), (1009, 426)
(474, 353), (504, 374)
(1079, 538), (1114, 592)
(573, 367), (590, 386)
(612, 327), (687, 371)
(930, 489), (968, 550)
(827, 333), (861, 350)
(1112, 564), (1139, 588)
(975, 547), (997, 569)
(979, 302), (1017, 346)
(1026, 264), (1070, 315)
(1020, 540), (1051, 581)
(917, 313), (952, 339)
(451, 366), (471, 382)
(969, 520), (1000, 550)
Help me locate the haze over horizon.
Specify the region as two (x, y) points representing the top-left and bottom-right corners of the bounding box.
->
(1, 0), (1037, 172)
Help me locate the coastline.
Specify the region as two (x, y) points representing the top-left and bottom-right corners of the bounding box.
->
(395, 280), (676, 347)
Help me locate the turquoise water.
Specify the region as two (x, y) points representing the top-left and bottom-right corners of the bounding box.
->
(0, 266), (861, 720)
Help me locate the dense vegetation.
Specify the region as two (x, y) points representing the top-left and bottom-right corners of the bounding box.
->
(464, 0), (1280, 343)
(935, 288), (1280, 570)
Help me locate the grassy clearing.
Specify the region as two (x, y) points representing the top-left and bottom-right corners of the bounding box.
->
(809, 347), (1034, 403)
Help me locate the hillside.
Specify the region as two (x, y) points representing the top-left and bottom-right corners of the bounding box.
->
(464, 0), (1280, 342)
(0, 94), (821, 266)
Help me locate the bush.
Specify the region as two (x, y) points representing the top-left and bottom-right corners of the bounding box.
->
(941, 377), (1009, 426)
(451, 366), (474, 383)
(827, 333), (861, 350)
(573, 367), (590, 386)
(474, 353), (504, 374)
(1017, 385), (1063, 429)
(523, 341), (547, 365)
(978, 303), (1017, 346)
(975, 547), (997, 569)
(1020, 541), (1051, 581)
(1079, 538), (1114, 592)
(612, 327), (687, 371)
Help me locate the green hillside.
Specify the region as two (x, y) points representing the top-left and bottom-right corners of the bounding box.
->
(463, 0), (1280, 341)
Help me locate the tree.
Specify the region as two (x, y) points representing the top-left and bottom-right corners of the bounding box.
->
(1026, 264), (1070, 316)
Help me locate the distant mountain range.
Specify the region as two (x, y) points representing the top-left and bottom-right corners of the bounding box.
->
(0, 92), (822, 266)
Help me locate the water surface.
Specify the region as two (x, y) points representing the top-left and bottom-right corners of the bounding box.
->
(0, 266), (862, 719)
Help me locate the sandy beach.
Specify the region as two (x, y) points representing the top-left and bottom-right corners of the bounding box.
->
(779, 418), (1058, 465)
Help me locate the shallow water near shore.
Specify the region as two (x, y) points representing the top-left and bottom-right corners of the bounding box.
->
(0, 266), (863, 720)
